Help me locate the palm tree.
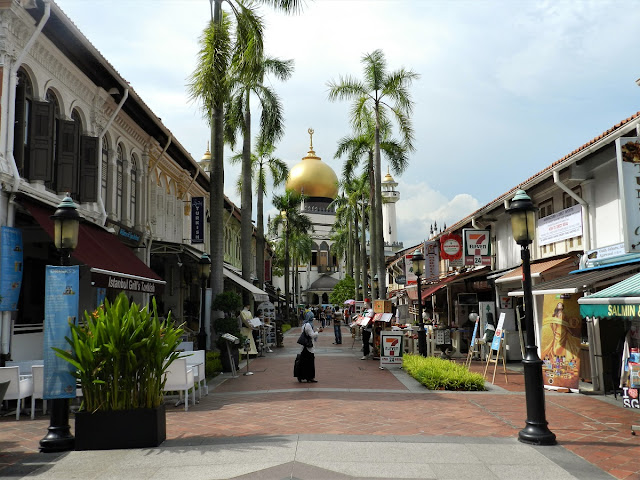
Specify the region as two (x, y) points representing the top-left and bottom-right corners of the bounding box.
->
(289, 230), (313, 307)
(230, 141), (288, 288)
(328, 49), (418, 299)
(226, 56), (293, 297)
(189, 0), (304, 319)
(270, 190), (312, 326)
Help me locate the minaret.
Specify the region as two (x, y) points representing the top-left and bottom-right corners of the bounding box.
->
(198, 142), (211, 173)
(382, 169), (399, 245)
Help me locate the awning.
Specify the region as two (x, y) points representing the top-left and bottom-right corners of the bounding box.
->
(223, 267), (269, 302)
(578, 271), (640, 311)
(508, 263), (640, 297)
(24, 200), (165, 294)
(495, 257), (575, 284)
(406, 267), (489, 301)
(150, 240), (205, 261)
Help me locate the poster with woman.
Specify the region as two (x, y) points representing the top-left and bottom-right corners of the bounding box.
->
(541, 294), (582, 391)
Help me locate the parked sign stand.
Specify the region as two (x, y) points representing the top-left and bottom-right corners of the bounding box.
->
(483, 313), (508, 384)
(379, 331), (404, 370)
(464, 318), (480, 369)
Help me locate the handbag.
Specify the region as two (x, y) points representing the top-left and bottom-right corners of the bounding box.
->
(297, 330), (313, 348)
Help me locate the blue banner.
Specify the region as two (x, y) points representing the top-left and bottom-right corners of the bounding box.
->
(96, 287), (106, 307)
(43, 266), (79, 399)
(0, 227), (23, 311)
(191, 196), (204, 244)
(470, 319), (479, 347)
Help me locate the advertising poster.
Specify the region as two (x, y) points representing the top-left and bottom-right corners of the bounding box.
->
(380, 331), (404, 368)
(490, 312), (506, 351)
(541, 293), (581, 391)
(537, 204), (582, 246)
(43, 266), (79, 399)
(0, 227), (23, 311)
(470, 319), (479, 347)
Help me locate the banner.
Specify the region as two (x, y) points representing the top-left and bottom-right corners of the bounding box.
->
(191, 196), (204, 244)
(537, 204), (582, 246)
(404, 252), (418, 285)
(43, 266), (79, 399)
(463, 229), (491, 266)
(541, 293), (581, 391)
(0, 227), (23, 311)
(424, 240), (439, 282)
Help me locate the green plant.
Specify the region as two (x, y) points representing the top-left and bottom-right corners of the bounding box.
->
(205, 351), (222, 378)
(211, 291), (246, 350)
(281, 324), (291, 334)
(330, 275), (355, 305)
(402, 354), (486, 391)
(54, 292), (183, 412)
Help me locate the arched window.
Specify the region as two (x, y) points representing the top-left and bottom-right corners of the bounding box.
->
(116, 144), (124, 219)
(130, 153), (138, 225)
(13, 69), (33, 177)
(101, 135), (109, 209)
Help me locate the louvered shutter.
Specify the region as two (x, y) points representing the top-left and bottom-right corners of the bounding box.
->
(55, 120), (77, 194)
(79, 136), (98, 202)
(28, 101), (53, 182)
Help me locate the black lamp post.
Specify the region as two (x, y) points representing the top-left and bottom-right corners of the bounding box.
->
(40, 195), (80, 453)
(412, 253), (426, 356)
(507, 189), (556, 446)
(197, 253), (211, 351)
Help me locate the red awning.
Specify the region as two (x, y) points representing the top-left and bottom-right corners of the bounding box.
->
(23, 199), (165, 294)
(406, 269), (489, 301)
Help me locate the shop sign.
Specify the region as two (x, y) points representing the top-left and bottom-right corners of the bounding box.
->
(379, 331), (404, 368)
(0, 227), (23, 311)
(499, 296), (513, 309)
(191, 196), (205, 244)
(43, 266), (78, 399)
(424, 240), (439, 282)
(541, 293), (581, 391)
(440, 233), (463, 261)
(622, 387), (640, 409)
(616, 137), (640, 254)
(92, 271), (164, 294)
(584, 243), (625, 268)
(404, 251), (419, 285)
(395, 275), (406, 285)
(106, 220), (143, 247)
(537, 204), (582, 246)
(463, 229), (491, 266)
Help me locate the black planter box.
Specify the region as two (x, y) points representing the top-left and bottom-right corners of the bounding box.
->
(74, 404), (166, 450)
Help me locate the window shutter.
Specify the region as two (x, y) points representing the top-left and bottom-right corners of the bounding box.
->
(79, 135), (98, 202)
(28, 100), (53, 182)
(56, 120), (78, 194)
(13, 89), (25, 175)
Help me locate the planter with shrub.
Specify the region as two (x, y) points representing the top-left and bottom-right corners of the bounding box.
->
(402, 354), (486, 391)
(211, 291), (245, 372)
(54, 292), (183, 450)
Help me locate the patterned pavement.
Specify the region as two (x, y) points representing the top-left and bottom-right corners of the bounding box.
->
(1, 325), (639, 479)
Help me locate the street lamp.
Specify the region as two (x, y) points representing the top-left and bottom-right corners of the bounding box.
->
(508, 189), (556, 446)
(40, 195), (80, 453)
(412, 253), (426, 356)
(197, 253), (211, 351)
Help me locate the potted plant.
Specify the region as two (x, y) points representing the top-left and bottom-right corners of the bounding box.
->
(212, 291), (244, 372)
(54, 292), (183, 450)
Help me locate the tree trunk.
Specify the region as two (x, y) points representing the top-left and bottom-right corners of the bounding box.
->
(354, 213), (360, 300)
(256, 179), (265, 288)
(240, 92), (253, 305)
(368, 152), (377, 300)
(347, 216), (353, 278)
(374, 119), (386, 299)
(210, 0), (225, 335)
(360, 195), (368, 301)
(284, 225), (290, 326)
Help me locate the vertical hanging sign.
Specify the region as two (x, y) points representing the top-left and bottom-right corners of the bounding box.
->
(0, 227), (23, 311)
(43, 265), (79, 399)
(616, 137), (640, 254)
(423, 240), (440, 282)
(191, 196), (204, 244)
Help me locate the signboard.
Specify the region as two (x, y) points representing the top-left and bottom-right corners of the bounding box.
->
(395, 275), (406, 285)
(0, 227), (23, 311)
(499, 296), (513, 309)
(541, 293), (581, 391)
(404, 252), (418, 285)
(106, 220), (143, 247)
(585, 243), (626, 267)
(379, 331), (404, 368)
(92, 271), (164, 294)
(470, 319), (479, 348)
(616, 137), (640, 254)
(191, 196), (205, 244)
(424, 240), (439, 282)
(463, 229), (491, 266)
(374, 300), (392, 313)
(537, 204), (582, 246)
(43, 266), (78, 399)
(490, 312), (506, 351)
(440, 233), (463, 261)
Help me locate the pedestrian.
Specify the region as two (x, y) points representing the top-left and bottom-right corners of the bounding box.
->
(479, 315), (495, 359)
(320, 308), (326, 328)
(295, 306), (322, 382)
(333, 308), (342, 345)
(361, 321), (373, 360)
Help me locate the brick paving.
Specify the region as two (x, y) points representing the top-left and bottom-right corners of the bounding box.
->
(1, 326), (640, 479)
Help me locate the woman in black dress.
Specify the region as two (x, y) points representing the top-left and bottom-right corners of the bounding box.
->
(296, 309), (322, 382)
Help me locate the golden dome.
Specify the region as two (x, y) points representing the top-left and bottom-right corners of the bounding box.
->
(199, 142), (211, 172)
(285, 128), (338, 199)
(383, 172), (394, 183)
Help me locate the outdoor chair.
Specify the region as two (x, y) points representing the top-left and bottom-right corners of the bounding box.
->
(178, 350), (207, 399)
(30, 365), (46, 419)
(0, 366), (33, 420)
(163, 358), (195, 411)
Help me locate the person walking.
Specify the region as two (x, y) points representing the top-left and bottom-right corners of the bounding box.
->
(333, 308), (342, 345)
(296, 307), (322, 382)
(361, 321), (373, 360)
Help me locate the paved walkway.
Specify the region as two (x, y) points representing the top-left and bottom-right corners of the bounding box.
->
(1, 326), (639, 479)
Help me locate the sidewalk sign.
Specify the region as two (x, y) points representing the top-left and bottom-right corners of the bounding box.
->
(484, 313), (508, 385)
(379, 331), (404, 369)
(464, 319), (480, 369)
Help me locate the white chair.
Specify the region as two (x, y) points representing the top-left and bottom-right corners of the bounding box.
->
(179, 350), (207, 399)
(30, 365), (46, 420)
(163, 358), (195, 412)
(0, 366), (33, 420)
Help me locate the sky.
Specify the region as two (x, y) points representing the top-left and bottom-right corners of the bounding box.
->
(54, 0), (640, 248)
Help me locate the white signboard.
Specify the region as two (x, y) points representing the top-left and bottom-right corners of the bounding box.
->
(490, 312), (506, 351)
(463, 229), (491, 266)
(379, 331), (404, 369)
(585, 243), (626, 267)
(537, 204), (583, 246)
(616, 137), (640, 254)
(424, 240), (439, 282)
(405, 251), (419, 285)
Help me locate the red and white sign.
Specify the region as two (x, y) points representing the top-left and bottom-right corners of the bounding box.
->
(440, 233), (463, 261)
(463, 229), (491, 266)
